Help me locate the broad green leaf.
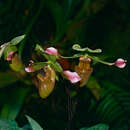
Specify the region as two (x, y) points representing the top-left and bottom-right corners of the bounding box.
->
(80, 123), (109, 130)
(26, 115), (43, 130)
(0, 72), (18, 88)
(0, 87), (30, 120)
(22, 124), (32, 130)
(0, 119), (21, 130)
(95, 87), (130, 128)
(10, 35), (25, 45)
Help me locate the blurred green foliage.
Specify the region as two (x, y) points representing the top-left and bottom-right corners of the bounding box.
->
(0, 0), (130, 130)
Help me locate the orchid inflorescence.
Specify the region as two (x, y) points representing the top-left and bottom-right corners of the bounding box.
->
(0, 35), (127, 99)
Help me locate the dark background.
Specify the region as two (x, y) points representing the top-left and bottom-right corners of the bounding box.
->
(0, 0), (130, 130)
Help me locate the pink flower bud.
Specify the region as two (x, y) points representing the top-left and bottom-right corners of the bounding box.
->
(63, 70), (81, 84)
(45, 47), (58, 55)
(7, 51), (15, 61)
(114, 58), (127, 68)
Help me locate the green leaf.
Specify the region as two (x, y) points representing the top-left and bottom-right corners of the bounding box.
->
(0, 72), (18, 88)
(35, 44), (49, 60)
(35, 44), (45, 53)
(0, 119), (21, 130)
(80, 124), (109, 130)
(10, 35), (25, 45)
(50, 62), (63, 72)
(0, 87), (30, 120)
(22, 124), (32, 130)
(94, 84), (130, 129)
(26, 115), (43, 130)
(31, 62), (48, 72)
(0, 46), (6, 59)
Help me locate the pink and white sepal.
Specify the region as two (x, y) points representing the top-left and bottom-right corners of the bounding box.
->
(63, 70), (81, 84)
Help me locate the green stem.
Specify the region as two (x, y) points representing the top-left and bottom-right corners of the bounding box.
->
(88, 55), (114, 66)
(59, 54), (84, 59)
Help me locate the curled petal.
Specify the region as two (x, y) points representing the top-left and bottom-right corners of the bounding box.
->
(7, 51), (15, 61)
(45, 47), (58, 55)
(115, 58), (127, 68)
(63, 70), (81, 84)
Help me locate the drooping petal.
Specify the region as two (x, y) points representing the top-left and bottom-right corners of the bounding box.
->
(63, 70), (81, 84)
